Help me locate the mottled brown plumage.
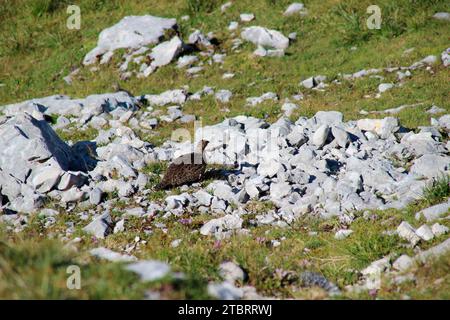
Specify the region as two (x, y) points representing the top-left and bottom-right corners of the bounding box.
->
(155, 140), (209, 190)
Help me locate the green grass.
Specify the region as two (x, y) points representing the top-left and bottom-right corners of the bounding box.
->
(422, 174), (450, 206)
(1, 183), (449, 299)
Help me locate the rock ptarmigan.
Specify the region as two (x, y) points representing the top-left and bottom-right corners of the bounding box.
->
(155, 140), (210, 190)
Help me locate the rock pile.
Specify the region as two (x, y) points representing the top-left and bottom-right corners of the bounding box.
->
(0, 113), (89, 213)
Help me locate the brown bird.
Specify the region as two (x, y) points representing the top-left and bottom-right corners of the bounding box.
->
(155, 140), (210, 190)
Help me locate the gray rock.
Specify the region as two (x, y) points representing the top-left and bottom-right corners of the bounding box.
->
(334, 229), (353, 240)
(215, 90), (233, 103)
(241, 26), (289, 50)
(240, 13), (255, 22)
(415, 238), (450, 264)
(144, 89), (187, 106)
(221, 2), (232, 12)
(83, 15), (177, 65)
(246, 92), (278, 106)
(357, 117), (399, 139)
(89, 187), (103, 205)
(313, 111), (343, 126)
(200, 214), (243, 237)
(257, 158), (281, 177)
(415, 224), (434, 241)
(397, 221), (420, 246)
(124, 207), (145, 217)
(410, 154), (449, 179)
(219, 261), (246, 283)
(193, 190), (213, 207)
(392, 254), (413, 272)
(331, 126), (350, 148)
(300, 77), (316, 89)
(415, 199), (450, 222)
(125, 260), (171, 281)
(146, 36), (183, 72)
(176, 55), (198, 68)
(228, 21), (239, 31)
(286, 129), (307, 147)
(312, 124), (330, 147)
(179, 114), (196, 123)
(186, 66), (203, 75)
(90, 247), (137, 262)
(401, 132), (446, 156)
(83, 211), (113, 239)
(433, 12), (450, 21)
(438, 114), (450, 131)
(281, 102), (298, 117)
(207, 281), (243, 300)
(114, 219), (125, 233)
(427, 105), (446, 114)
(284, 3), (306, 16)
(270, 181), (291, 200)
(378, 83), (394, 93)
(299, 271), (340, 295)
(441, 48), (450, 67)
(431, 223), (449, 237)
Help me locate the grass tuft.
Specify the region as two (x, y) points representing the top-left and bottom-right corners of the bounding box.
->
(422, 175), (450, 206)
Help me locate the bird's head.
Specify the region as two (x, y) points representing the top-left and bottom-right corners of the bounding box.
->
(199, 139), (210, 152)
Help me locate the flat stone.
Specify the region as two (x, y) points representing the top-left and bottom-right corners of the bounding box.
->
(144, 89), (187, 106)
(193, 190), (213, 207)
(83, 15), (177, 65)
(300, 77), (316, 89)
(83, 212), (113, 239)
(125, 260), (171, 282)
(240, 13), (255, 22)
(313, 111), (343, 126)
(334, 229), (353, 240)
(219, 261), (246, 283)
(90, 247), (137, 262)
(415, 224), (434, 241)
(177, 55), (198, 68)
(433, 12), (450, 21)
(241, 26), (289, 50)
(270, 181), (291, 199)
(356, 117), (399, 139)
(312, 124), (330, 147)
(431, 223), (449, 237)
(415, 199), (450, 222)
(281, 102), (298, 117)
(392, 254), (413, 272)
(415, 238), (450, 264)
(228, 21), (239, 31)
(397, 221), (420, 246)
(215, 90), (233, 103)
(284, 3), (306, 16)
(200, 214), (243, 236)
(257, 158), (281, 177)
(331, 126), (350, 148)
(378, 83), (394, 93)
(89, 187), (103, 205)
(207, 281), (243, 300)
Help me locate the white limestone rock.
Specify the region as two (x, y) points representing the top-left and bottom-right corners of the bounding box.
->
(241, 26), (289, 50)
(83, 15), (177, 65)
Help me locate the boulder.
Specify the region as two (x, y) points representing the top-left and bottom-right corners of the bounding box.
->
(241, 26), (289, 50)
(83, 15), (177, 65)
